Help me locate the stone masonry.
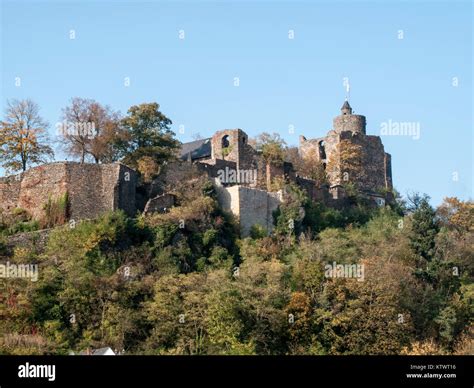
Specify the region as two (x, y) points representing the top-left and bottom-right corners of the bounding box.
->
(0, 162), (137, 221)
(299, 100), (392, 197)
(182, 100), (394, 235)
(216, 184), (282, 237)
(0, 100), (394, 238)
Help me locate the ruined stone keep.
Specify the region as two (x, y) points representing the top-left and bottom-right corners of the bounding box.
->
(299, 100), (392, 202)
(180, 101), (394, 234)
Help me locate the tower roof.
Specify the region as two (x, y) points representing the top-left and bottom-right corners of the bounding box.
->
(341, 100), (352, 115)
(341, 100), (352, 110)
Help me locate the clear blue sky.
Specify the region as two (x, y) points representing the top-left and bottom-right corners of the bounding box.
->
(1, 0), (472, 205)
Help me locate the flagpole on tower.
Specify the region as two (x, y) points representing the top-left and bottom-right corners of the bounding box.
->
(343, 77), (351, 103)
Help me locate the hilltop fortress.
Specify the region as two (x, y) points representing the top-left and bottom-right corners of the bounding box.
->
(0, 101), (393, 236)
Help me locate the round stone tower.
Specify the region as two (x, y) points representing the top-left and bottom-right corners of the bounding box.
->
(333, 100), (366, 135)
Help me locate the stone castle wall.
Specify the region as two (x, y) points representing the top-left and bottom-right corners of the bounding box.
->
(18, 163), (69, 219)
(337, 132), (392, 193)
(66, 163), (137, 220)
(0, 175), (23, 213)
(0, 162), (137, 221)
(211, 129), (257, 171)
(299, 136), (327, 163)
(333, 114), (366, 134)
(216, 184), (282, 237)
(299, 110), (392, 197)
(238, 187), (282, 236)
(384, 153), (393, 189)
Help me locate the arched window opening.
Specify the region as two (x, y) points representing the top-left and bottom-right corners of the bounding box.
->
(222, 135), (230, 149)
(318, 140), (327, 160)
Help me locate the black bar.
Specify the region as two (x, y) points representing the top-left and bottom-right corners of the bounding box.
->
(0, 355), (471, 387)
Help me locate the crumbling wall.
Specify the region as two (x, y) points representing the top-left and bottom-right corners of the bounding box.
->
(210, 129), (258, 171)
(144, 193), (175, 214)
(266, 162), (285, 190)
(66, 163), (137, 220)
(114, 164), (138, 216)
(197, 159), (238, 186)
(295, 176), (322, 202)
(265, 161), (297, 191)
(0, 162), (137, 222)
(154, 161), (210, 205)
(18, 163), (69, 220)
(323, 131), (342, 186)
(305, 130), (391, 196)
(384, 153), (393, 190)
(159, 161), (204, 188)
(0, 175), (22, 213)
(299, 136), (327, 163)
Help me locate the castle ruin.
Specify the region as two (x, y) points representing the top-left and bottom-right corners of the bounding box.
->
(178, 100), (393, 234)
(0, 101), (393, 237)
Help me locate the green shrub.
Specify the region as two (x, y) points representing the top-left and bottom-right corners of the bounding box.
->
(7, 220), (40, 235)
(0, 207), (35, 236)
(250, 224), (268, 239)
(41, 192), (69, 228)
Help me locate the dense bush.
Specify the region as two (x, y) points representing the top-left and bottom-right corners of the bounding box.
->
(0, 193), (472, 355)
(0, 208), (40, 237)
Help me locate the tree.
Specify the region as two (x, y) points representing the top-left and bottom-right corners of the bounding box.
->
(205, 286), (255, 355)
(408, 194), (439, 262)
(274, 182), (307, 237)
(144, 273), (209, 354)
(117, 102), (179, 169)
(437, 197), (474, 235)
(59, 97), (123, 164)
(87, 105), (124, 164)
(285, 291), (314, 351)
(0, 99), (54, 172)
(255, 132), (287, 166)
(313, 256), (414, 355)
(233, 253), (290, 354)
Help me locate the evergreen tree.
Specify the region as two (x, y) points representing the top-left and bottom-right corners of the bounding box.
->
(409, 194), (439, 262)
